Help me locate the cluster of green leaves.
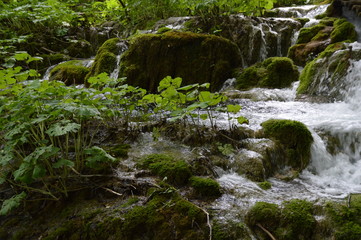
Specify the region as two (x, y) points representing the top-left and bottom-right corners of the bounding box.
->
(0, 56), (245, 215)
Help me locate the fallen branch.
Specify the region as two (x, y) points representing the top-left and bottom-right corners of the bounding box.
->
(256, 223), (276, 240)
(194, 205), (212, 240)
(101, 187), (123, 197)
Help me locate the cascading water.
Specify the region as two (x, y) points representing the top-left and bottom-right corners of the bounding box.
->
(109, 41), (128, 79)
(210, 4), (361, 226)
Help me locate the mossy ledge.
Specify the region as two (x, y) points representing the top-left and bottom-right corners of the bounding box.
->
(261, 119), (313, 172)
(49, 60), (89, 85)
(189, 176), (221, 199)
(119, 31), (242, 92)
(236, 57), (299, 90)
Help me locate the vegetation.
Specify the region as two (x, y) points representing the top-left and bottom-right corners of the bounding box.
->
(236, 57), (299, 90)
(189, 176), (221, 198)
(246, 199), (316, 240)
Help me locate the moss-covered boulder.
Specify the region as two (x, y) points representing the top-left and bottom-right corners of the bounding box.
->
(261, 119), (313, 173)
(288, 18), (356, 66)
(246, 199), (316, 240)
(86, 38), (127, 79)
(233, 151), (266, 182)
(184, 16), (302, 67)
(120, 190), (208, 240)
(49, 60), (90, 85)
(236, 57), (299, 90)
(296, 42), (354, 101)
(138, 153), (192, 186)
(189, 176), (221, 198)
(119, 31), (241, 92)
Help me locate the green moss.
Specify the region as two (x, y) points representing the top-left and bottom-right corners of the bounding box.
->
(212, 221), (251, 240)
(258, 181), (272, 190)
(121, 191), (207, 240)
(330, 19), (357, 43)
(157, 27), (172, 34)
(280, 199), (316, 239)
(246, 202), (281, 230)
(49, 60), (89, 85)
(261, 119), (313, 170)
(326, 202), (361, 240)
(297, 42), (348, 95)
(107, 144), (131, 158)
(247, 200), (316, 240)
(236, 57), (299, 90)
(138, 154), (192, 186)
(295, 18), (310, 26)
(119, 31), (241, 92)
(189, 176), (221, 198)
(86, 38), (120, 79)
(297, 24), (326, 44)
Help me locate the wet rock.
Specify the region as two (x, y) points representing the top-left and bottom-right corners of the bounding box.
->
(49, 60), (90, 85)
(186, 15), (302, 67)
(236, 57), (299, 90)
(86, 38), (127, 79)
(288, 18), (357, 66)
(233, 150), (266, 182)
(119, 31), (241, 92)
(260, 119), (314, 175)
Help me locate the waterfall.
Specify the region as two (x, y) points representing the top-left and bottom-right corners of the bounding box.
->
(110, 41), (128, 79)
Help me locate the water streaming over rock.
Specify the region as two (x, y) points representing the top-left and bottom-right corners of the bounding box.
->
(109, 41), (128, 79)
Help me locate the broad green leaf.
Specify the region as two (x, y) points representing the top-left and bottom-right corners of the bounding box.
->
(0, 177), (5, 185)
(85, 146), (117, 169)
(53, 159), (75, 168)
(237, 116), (249, 125)
(177, 83), (199, 91)
(46, 120), (81, 137)
(0, 151), (13, 166)
(227, 104), (242, 114)
(32, 164), (46, 179)
(13, 162), (33, 183)
(158, 76), (182, 92)
(14, 52), (31, 61)
(200, 114), (208, 120)
(23, 146), (60, 164)
(0, 192), (26, 215)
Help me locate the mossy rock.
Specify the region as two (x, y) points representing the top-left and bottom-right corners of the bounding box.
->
(258, 181), (272, 190)
(49, 60), (89, 85)
(288, 18), (356, 66)
(326, 201), (361, 240)
(236, 57), (299, 90)
(233, 153), (266, 182)
(189, 176), (221, 198)
(120, 190), (208, 240)
(212, 220), (252, 240)
(138, 153), (192, 186)
(331, 19), (357, 44)
(245, 202), (281, 231)
(86, 38), (125, 79)
(297, 24), (327, 44)
(261, 119), (313, 171)
(297, 42), (350, 99)
(119, 31), (241, 92)
(246, 199), (316, 240)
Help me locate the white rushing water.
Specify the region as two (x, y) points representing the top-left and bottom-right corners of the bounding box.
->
(212, 4), (361, 217)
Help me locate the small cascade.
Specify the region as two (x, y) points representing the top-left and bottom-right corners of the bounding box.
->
(109, 41), (128, 79)
(42, 59), (95, 80)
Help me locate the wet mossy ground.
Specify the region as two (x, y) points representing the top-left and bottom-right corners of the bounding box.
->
(236, 57), (299, 90)
(246, 199), (316, 240)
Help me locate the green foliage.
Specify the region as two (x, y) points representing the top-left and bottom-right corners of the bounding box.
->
(189, 176), (221, 198)
(0, 192), (26, 215)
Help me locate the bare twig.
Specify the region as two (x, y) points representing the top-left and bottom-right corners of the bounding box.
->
(256, 223), (276, 240)
(101, 187), (122, 197)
